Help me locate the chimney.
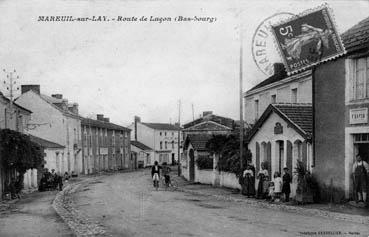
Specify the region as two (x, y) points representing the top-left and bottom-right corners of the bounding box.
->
(51, 94), (63, 99)
(103, 117), (110, 122)
(97, 114), (104, 121)
(134, 116), (141, 141)
(273, 63), (286, 76)
(203, 111), (213, 117)
(21, 85), (40, 95)
(68, 103), (79, 115)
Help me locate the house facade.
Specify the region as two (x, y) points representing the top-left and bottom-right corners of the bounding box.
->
(81, 115), (131, 174)
(128, 116), (181, 166)
(131, 140), (154, 168)
(313, 17), (369, 201)
(244, 64), (313, 197)
(15, 85), (83, 176)
(182, 111), (235, 138)
(0, 92), (33, 198)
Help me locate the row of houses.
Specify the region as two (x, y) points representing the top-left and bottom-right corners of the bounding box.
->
(1, 84), (132, 198)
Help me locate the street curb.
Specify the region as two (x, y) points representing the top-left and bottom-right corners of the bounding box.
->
(177, 187), (369, 225)
(52, 179), (107, 236)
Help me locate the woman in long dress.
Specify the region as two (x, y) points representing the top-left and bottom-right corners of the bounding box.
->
(257, 167), (269, 199)
(242, 165), (255, 197)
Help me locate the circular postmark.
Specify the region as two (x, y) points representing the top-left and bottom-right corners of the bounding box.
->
(252, 12), (296, 77)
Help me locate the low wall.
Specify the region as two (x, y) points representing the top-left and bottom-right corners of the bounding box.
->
(195, 169), (213, 185)
(220, 171), (241, 190)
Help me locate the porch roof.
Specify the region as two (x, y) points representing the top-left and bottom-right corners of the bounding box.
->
(247, 103), (312, 142)
(184, 134), (213, 151)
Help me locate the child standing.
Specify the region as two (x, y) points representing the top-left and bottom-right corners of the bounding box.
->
(273, 172), (283, 202)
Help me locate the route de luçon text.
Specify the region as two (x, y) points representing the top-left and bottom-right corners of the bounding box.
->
(119, 16), (217, 23)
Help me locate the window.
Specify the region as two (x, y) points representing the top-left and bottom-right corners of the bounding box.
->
(172, 141), (174, 149)
(172, 132), (174, 136)
(165, 132), (167, 136)
(271, 94), (276, 103)
(254, 100), (259, 120)
(165, 141), (167, 149)
(291, 88), (297, 103)
(351, 57), (369, 100)
(160, 141), (163, 149)
(160, 132), (162, 136)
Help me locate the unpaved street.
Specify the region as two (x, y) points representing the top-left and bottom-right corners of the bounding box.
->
(68, 169), (369, 237)
(0, 191), (74, 237)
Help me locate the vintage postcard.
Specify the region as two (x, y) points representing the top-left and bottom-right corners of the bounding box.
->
(0, 0), (369, 236)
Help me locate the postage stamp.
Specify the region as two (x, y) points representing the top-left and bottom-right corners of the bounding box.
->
(252, 12), (296, 77)
(270, 4), (346, 75)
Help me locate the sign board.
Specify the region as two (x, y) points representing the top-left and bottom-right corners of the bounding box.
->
(349, 108), (368, 125)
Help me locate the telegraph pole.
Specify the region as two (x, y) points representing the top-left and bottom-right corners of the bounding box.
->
(239, 23), (244, 170)
(2, 69), (20, 127)
(177, 100), (181, 176)
(191, 103), (195, 121)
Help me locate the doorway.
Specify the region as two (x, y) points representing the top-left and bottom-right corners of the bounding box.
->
(276, 140), (284, 174)
(189, 149), (195, 182)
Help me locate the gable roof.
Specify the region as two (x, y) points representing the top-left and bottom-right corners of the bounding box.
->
(29, 134), (65, 149)
(342, 16), (369, 54)
(131, 140), (153, 150)
(184, 134), (213, 151)
(183, 114), (234, 130)
(0, 92), (32, 114)
(81, 117), (131, 132)
(184, 120), (232, 131)
(247, 103), (312, 142)
(40, 94), (80, 119)
(142, 123), (180, 131)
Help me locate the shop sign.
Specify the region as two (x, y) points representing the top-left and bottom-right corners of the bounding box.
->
(349, 108), (368, 124)
(274, 122), (283, 134)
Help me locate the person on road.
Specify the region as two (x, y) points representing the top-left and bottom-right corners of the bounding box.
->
(352, 154), (369, 204)
(257, 164), (269, 199)
(151, 161), (162, 190)
(282, 167), (292, 202)
(242, 165), (255, 197)
(162, 162), (171, 188)
(273, 171), (283, 202)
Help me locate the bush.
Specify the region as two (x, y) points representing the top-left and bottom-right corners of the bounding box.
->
(196, 156), (213, 170)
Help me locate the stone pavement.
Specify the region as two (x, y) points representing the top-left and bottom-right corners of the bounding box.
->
(172, 175), (369, 225)
(52, 177), (108, 237)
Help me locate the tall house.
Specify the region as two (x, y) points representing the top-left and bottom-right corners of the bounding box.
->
(245, 65), (313, 198)
(16, 85), (83, 175)
(244, 64), (312, 125)
(313, 16), (369, 201)
(128, 116), (181, 166)
(81, 115), (131, 174)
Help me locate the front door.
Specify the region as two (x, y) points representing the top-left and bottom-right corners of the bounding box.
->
(189, 149), (195, 182)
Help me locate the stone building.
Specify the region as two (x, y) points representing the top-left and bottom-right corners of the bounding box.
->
(16, 85), (83, 175)
(81, 115), (131, 174)
(128, 116), (181, 166)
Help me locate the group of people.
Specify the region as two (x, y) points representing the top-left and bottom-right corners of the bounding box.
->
(353, 154), (369, 204)
(39, 169), (70, 192)
(241, 164), (292, 202)
(151, 161), (172, 190)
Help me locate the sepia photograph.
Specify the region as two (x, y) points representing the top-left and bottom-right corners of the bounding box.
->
(0, 0), (369, 236)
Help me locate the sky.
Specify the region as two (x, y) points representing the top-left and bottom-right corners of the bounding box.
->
(0, 0), (368, 126)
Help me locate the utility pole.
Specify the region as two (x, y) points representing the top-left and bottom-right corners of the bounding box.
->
(177, 99), (181, 176)
(2, 69), (20, 128)
(191, 103), (195, 121)
(239, 23), (244, 170)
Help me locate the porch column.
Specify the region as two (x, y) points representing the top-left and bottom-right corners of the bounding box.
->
(271, 141), (277, 178)
(213, 154), (220, 187)
(283, 140), (288, 169)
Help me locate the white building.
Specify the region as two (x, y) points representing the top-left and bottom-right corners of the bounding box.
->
(245, 64), (313, 197)
(128, 116), (181, 166)
(16, 85), (83, 175)
(131, 140), (154, 168)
